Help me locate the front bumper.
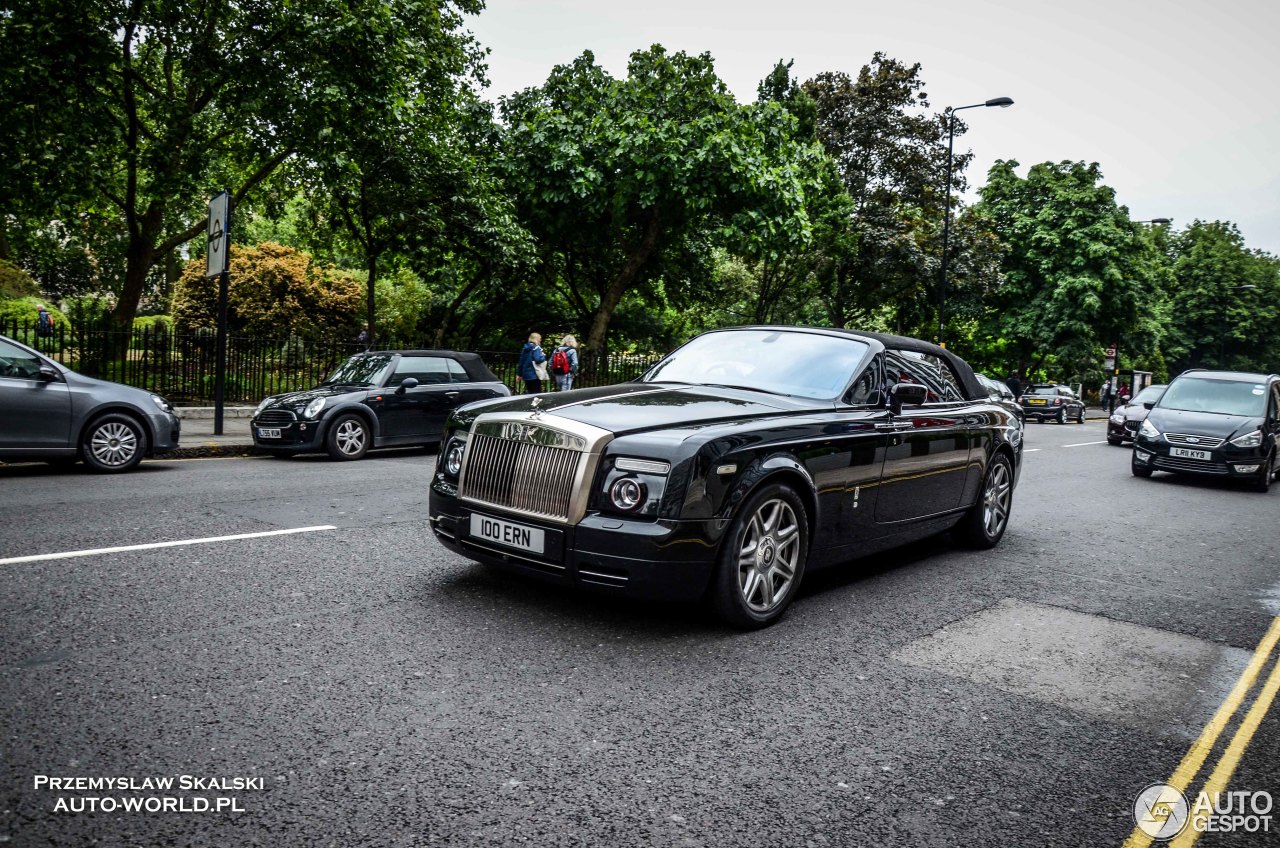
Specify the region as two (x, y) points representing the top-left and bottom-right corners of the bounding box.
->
(429, 483), (721, 602)
(1108, 420), (1138, 442)
(148, 411), (181, 454)
(1133, 437), (1268, 478)
(250, 415), (326, 452)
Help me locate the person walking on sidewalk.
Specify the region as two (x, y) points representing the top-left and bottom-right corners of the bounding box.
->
(518, 332), (547, 394)
(550, 334), (579, 392)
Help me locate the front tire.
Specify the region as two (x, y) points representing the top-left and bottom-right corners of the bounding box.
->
(956, 453), (1013, 549)
(81, 414), (147, 473)
(1107, 437), (1123, 446)
(325, 414), (370, 461)
(1132, 455), (1153, 478)
(711, 483), (809, 629)
(1253, 452), (1274, 493)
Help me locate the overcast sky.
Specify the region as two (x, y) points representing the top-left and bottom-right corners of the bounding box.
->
(467, 0), (1280, 256)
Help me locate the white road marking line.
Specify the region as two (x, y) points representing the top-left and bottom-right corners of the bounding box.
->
(1023, 448), (1042, 452)
(1063, 440), (1108, 447)
(0, 526), (338, 565)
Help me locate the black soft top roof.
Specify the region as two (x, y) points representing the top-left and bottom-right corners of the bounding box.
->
(737, 326), (986, 401)
(362, 349), (500, 383)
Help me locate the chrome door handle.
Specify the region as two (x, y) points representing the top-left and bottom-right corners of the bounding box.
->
(875, 421), (912, 431)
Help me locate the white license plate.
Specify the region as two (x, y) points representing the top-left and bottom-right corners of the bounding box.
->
(1171, 447), (1211, 460)
(470, 513), (544, 554)
(257, 428), (281, 439)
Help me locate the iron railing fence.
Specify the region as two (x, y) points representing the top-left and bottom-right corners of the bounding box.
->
(2, 320), (664, 404)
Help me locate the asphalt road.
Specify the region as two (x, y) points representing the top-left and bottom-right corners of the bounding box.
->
(2, 421), (1277, 847)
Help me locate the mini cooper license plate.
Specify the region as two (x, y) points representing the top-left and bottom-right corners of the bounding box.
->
(471, 513), (545, 554)
(1171, 447), (1211, 461)
(257, 428), (282, 439)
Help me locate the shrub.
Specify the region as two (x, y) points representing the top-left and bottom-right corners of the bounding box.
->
(0, 296), (69, 334)
(171, 242), (363, 339)
(0, 260), (39, 300)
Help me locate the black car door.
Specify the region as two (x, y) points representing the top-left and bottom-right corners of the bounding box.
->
(378, 355), (466, 441)
(874, 350), (973, 524)
(822, 356), (891, 545)
(0, 338), (72, 449)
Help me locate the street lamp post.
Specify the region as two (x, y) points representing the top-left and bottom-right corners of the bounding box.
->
(938, 96), (1013, 348)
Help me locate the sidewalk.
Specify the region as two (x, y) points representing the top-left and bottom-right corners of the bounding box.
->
(169, 407), (258, 458)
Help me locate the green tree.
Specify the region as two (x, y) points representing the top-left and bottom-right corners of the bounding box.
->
(1164, 221), (1280, 373)
(974, 160), (1160, 379)
(501, 46), (824, 354)
(0, 0), (483, 330)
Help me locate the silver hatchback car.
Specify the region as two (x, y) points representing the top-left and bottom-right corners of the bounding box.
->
(0, 333), (180, 472)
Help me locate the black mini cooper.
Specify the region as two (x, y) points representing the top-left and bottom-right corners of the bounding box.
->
(251, 351), (510, 460)
(1132, 369), (1280, 492)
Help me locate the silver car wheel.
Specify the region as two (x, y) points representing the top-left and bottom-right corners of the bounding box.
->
(89, 421), (139, 467)
(736, 498), (802, 613)
(982, 461), (1012, 538)
(334, 419), (366, 456)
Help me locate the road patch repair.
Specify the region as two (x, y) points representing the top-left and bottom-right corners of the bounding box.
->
(891, 598), (1250, 727)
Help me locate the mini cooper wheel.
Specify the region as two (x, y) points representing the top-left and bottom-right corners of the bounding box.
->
(1076, 407), (1086, 423)
(81, 414), (147, 473)
(325, 414), (369, 461)
(1055, 408), (1066, 425)
(956, 453), (1013, 549)
(712, 483), (809, 629)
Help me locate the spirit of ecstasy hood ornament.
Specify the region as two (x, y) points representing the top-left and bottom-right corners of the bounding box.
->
(529, 396), (543, 417)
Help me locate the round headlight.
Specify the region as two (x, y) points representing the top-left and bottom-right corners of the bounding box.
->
(444, 441), (465, 476)
(303, 397), (326, 419)
(254, 397), (273, 417)
(609, 477), (646, 512)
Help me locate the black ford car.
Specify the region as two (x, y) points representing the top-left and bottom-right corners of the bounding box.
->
(429, 327), (1023, 628)
(252, 350), (509, 460)
(1132, 369), (1280, 491)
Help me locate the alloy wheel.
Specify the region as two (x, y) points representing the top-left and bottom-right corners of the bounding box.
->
(981, 461), (1012, 539)
(334, 419), (366, 456)
(736, 498), (802, 613)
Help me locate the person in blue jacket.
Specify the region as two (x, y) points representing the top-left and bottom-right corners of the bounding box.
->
(517, 332), (547, 394)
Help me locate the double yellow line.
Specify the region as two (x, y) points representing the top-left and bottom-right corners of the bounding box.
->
(1122, 615), (1280, 848)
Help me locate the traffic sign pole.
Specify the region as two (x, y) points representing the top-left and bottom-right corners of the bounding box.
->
(205, 192), (232, 436)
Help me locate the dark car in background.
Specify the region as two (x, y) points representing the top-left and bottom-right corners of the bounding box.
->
(1133, 370), (1280, 492)
(251, 350), (510, 460)
(430, 327), (1023, 628)
(1020, 383), (1086, 424)
(1107, 384), (1167, 445)
(0, 333), (180, 472)
(977, 373), (1022, 418)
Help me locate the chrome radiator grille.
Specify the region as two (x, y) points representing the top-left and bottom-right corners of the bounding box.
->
(459, 432), (582, 521)
(1166, 433), (1225, 448)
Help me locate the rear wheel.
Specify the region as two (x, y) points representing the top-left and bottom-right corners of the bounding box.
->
(711, 483), (809, 629)
(1076, 407), (1086, 423)
(1055, 408), (1066, 424)
(325, 414), (370, 461)
(81, 414), (147, 473)
(956, 453), (1014, 549)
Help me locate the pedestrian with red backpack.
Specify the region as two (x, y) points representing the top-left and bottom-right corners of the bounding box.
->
(550, 334), (579, 392)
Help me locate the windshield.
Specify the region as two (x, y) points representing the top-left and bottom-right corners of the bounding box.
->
(1131, 385), (1166, 406)
(643, 330), (870, 400)
(323, 354), (393, 387)
(1158, 377), (1267, 417)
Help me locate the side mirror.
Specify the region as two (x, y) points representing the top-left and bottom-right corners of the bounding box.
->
(38, 365), (58, 382)
(889, 382), (928, 415)
(395, 377), (420, 395)
(1143, 402), (1154, 411)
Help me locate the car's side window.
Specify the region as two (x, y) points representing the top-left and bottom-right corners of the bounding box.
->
(447, 358), (470, 383)
(844, 356), (882, 406)
(884, 350), (965, 403)
(0, 339), (42, 380)
(388, 356), (451, 386)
